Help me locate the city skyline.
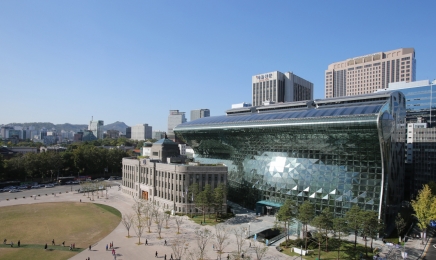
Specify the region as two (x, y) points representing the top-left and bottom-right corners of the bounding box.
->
(1, 1), (435, 131)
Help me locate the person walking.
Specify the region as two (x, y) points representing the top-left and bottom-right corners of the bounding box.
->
(227, 254), (230, 260)
(106, 244), (108, 251)
(3, 239), (6, 244)
(170, 254), (173, 260)
(145, 239), (148, 245)
(44, 243), (47, 250)
(62, 241), (65, 247)
(112, 249), (115, 255)
(52, 239), (55, 246)
(10, 241), (13, 247)
(164, 254), (167, 260)
(155, 251), (158, 258)
(164, 240), (167, 246)
(89, 245), (91, 251)
(18, 240), (20, 247)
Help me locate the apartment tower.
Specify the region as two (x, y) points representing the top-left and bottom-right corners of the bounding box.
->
(252, 71), (313, 107)
(190, 109), (210, 121)
(325, 48), (416, 98)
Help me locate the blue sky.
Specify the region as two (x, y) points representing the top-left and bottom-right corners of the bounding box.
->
(1, 1), (435, 132)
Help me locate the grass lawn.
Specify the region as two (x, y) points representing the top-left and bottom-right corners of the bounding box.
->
(280, 238), (376, 260)
(187, 213), (234, 226)
(0, 202), (121, 260)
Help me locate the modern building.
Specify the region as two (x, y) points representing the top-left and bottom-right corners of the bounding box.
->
(122, 137), (227, 213)
(152, 131), (166, 140)
(130, 124), (152, 141)
(167, 110), (187, 141)
(126, 127), (131, 139)
(106, 130), (120, 139)
(175, 91), (406, 222)
(88, 119), (104, 139)
(325, 48), (416, 98)
(231, 103), (252, 109)
(252, 71), (313, 107)
(377, 79), (436, 197)
(191, 109), (210, 121)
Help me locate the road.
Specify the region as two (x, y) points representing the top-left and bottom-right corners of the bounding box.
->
(0, 180), (121, 201)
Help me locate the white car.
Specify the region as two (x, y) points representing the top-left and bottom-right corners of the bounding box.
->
(9, 189), (19, 193)
(45, 184), (55, 188)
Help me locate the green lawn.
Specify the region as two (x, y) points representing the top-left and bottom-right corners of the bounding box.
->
(279, 238), (377, 260)
(0, 202), (121, 260)
(187, 213), (234, 226)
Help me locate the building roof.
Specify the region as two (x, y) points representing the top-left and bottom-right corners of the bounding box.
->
(174, 92), (400, 131)
(154, 138), (178, 145)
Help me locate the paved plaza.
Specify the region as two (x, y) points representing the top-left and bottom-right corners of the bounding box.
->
(0, 182), (434, 259)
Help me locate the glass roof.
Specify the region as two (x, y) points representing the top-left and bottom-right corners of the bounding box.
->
(175, 104), (383, 130)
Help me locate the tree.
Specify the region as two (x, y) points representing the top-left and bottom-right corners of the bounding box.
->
(214, 224), (231, 260)
(252, 241), (268, 260)
(411, 184), (436, 244)
(345, 205), (363, 249)
(133, 215), (146, 244)
(175, 215), (184, 234)
(194, 228), (213, 260)
(296, 200), (315, 250)
(232, 227), (246, 256)
(367, 213), (384, 252)
(332, 217), (348, 260)
(146, 208), (154, 233)
(276, 199), (297, 242)
(212, 183), (226, 221)
(163, 212), (171, 229)
(360, 211), (380, 257)
(155, 212), (164, 239)
(171, 237), (188, 260)
(121, 213), (134, 237)
(311, 207), (333, 252)
(395, 213), (407, 242)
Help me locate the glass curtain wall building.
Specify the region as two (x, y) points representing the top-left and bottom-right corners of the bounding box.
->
(175, 91), (406, 222)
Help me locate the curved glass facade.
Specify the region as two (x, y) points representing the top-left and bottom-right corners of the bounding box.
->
(175, 92), (406, 221)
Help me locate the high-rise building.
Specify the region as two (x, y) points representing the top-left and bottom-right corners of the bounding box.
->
(152, 131), (166, 140)
(125, 127), (131, 139)
(88, 120), (104, 139)
(167, 110), (186, 140)
(252, 71), (313, 107)
(130, 124), (152, 141)
(325, 48), (416, 98)
(190, 109), (210, 121)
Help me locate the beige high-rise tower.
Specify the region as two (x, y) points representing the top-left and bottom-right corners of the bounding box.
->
(325, 48), (416, 98)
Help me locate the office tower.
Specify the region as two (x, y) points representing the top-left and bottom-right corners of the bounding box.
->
(130, 124), (152, 141)
(190, 109), (210, 121)
(167, 110), (186, 140)
(125, 127), (131, 139)
(325, 48), (416, 98)
(252, 71), (313, 107)
(88, 119), (104, 139)
(152, 131), (166, 140)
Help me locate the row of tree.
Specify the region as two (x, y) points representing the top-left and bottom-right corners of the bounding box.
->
(188, 183), (227, 223)
(276, 199), (383, 259)
(122, 198), (268, 260)
(0, 144), (129, 182)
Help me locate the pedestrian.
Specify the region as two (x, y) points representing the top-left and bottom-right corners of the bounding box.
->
(213, 244), (214, 250)
(227, 254), (230, 259)
(164, 239), (167, 246)
(69, 245), (72, 251)
(155, 251), (158, 258)
(80, 199), (82, 202)
(10, 241), (13, 247)
(112, 241), (114, 248)
(3, 239), (6, 244)
(249, 242), (251, 248)
(62, 241), (65, 247)
(241, 252), (244, 258)
(73, 243), (75, 249)
(112, 249), (115, 255)
(165, 254), (167, 260)
(106, 244), (108, 251)
(145, 239), (148, 245)
(200, 221), (202, 225)
(45, 243), (48, 250)
(89, 245), (91, 251)
(18, 240), (20, 247)
(52, 239), (55, 246)
(170, 254), (173, 260)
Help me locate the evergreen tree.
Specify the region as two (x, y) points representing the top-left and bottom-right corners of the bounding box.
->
(276, 199), (297, 242)
(296, 200), (315, 250)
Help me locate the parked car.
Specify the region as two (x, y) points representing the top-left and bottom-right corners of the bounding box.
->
(31, 185), (40, 189)
(9, 189), (20, 193)
(45, 184), (55, 188)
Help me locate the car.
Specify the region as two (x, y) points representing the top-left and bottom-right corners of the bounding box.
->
(9, 189), (20, 193)
(31, 185), (40, 189)
(45, 184), (55, 188)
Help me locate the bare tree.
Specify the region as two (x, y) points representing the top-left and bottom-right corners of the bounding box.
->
(171, 237), (188, 260)
(175, 215), (184, 234)
(252, 241), (268, 260)
(215, 224), (231, 259)
(132, 197), (145, 216)
(156, 212), (164, 239)
(163, 212), (171, 229)
(151, 203), (160, 223)
(122, 213), (134, 237)
(133, 215), (146, 245)
(194, 228), (214, 260)
(233, 227), (247, 256)
(146, 209), (154, 233)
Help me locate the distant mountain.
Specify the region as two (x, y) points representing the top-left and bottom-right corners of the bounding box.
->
(102, 121), (130, 133)
(5, 121), (130, 134)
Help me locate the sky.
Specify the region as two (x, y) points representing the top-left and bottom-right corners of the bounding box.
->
(1, 1), (436, 132)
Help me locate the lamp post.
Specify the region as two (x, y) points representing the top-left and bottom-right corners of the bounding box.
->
(248, 223), (251, 238)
